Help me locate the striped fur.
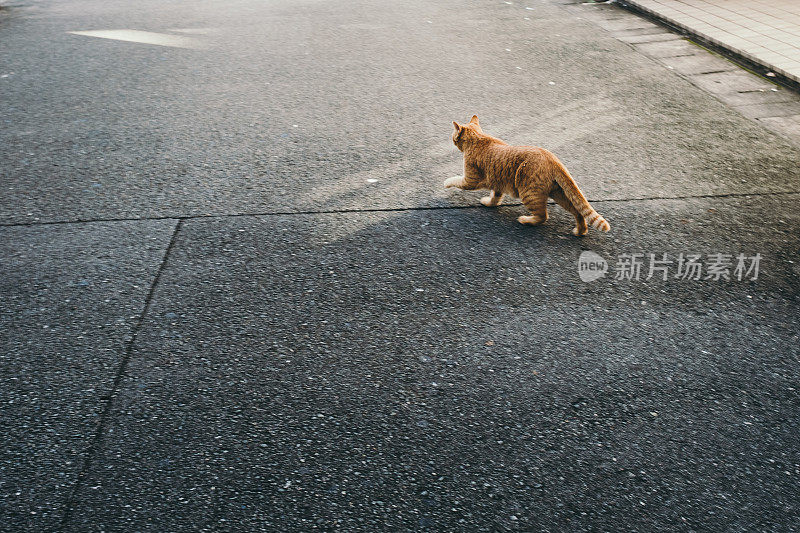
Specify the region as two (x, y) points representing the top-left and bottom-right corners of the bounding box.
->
(446, 115), (610, 236)
(551, 160), (610, 233)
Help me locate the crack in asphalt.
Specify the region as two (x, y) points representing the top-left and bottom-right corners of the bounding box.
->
(0, 190), (798, 228)
(56, 219), (184, 531)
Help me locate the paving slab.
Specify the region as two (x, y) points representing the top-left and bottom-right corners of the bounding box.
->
(621, 0), (800, 83)
(578, 1), (800, 144)
(1, 0), (799, 225)
(632, 39), (703, 58)
(686, 70), (779, 94)
(0, 220), (177, 531)
(655, 53), (738, 76)
(64, 196), (800, 531)
(614, 31), (683, 45)
(733, 102), (800, 120)
(758, 115), (800, 138)
(592, 16), (661, 33)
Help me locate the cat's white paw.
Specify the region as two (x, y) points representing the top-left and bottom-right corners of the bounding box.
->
(518, 215), (546, 225)
(444, 176), (463, 189)
(480, 196), (494, 207)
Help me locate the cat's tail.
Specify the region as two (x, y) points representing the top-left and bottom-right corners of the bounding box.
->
(552, 162), (610, 232)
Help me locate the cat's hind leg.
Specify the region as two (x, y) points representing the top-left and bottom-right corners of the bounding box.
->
(550, 188), (588, 236)
(518, 191), (548, 225)
(480, 190), (504, 207)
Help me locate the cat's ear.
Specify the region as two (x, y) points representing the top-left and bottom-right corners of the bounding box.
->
(453, 121), (465, 142)
(468, 115), (482, 133)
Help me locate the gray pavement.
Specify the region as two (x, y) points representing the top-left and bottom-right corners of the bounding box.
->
(1, 0), (799, 531)
(621, 0), (800, 84)
(1, 220), (177, 530)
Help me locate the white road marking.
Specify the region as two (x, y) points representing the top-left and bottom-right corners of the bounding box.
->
(68, 30), (202, 49)
(168, 28), (217, 35)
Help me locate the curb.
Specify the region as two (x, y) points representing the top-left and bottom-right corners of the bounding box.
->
(616, 0), (800, 94)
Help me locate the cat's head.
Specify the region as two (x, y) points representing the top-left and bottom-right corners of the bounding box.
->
(452, 115), (483, 151)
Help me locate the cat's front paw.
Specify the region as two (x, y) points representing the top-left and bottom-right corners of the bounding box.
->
(444, 176), (463, 189)
(572, 226), (588, 237)
(480, 196), (494, 207)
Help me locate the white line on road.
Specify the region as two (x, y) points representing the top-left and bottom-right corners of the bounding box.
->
(168, 28), (218, 35)
(68, 30), (202, 49)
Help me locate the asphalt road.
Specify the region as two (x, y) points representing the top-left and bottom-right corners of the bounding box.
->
(1, 0), (799, 531)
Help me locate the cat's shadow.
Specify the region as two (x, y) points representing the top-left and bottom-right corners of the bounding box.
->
(446, 190), (580, 239)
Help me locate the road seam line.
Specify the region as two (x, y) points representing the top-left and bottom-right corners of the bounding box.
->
(57, 219), (183, 531)
(1, 190), (798, 228)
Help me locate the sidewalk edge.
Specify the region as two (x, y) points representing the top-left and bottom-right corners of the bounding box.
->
(616, 0), (800, 94)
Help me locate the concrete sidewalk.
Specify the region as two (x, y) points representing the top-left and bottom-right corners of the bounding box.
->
(578, 0), (800, 146)
(621, 0), (800, 84)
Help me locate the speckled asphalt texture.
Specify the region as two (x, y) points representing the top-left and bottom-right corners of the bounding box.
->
(1, 0), (799, 531)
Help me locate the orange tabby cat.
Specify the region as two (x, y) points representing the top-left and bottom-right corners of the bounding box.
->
(444, 115), (610, 236)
